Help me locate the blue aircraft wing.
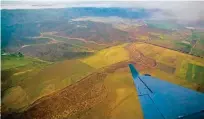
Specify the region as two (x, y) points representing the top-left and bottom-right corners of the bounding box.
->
(128, 64), (204, 119)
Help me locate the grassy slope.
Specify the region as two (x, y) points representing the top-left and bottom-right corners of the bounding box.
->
(24, 60), (94, 101)
(80, 44), (129, 68)
(2, 56), (51, 89)
(2, 55), (51, 112)
(1, 55), (47, 70)
(2, 56), (95, 112)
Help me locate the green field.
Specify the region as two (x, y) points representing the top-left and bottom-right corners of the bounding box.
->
(2, 54), (51, 70)
(190, 32), (204, 57)
(2, 54), (50, 111)
(186, 63), (204, 85)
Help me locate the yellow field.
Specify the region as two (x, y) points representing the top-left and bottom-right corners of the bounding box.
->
(103, 69), (143, 119)
(80, 44), (129, 68)
(134, 43), (204, 67)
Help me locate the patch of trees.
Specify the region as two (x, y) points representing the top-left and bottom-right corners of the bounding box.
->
(1, 52), (24, 58)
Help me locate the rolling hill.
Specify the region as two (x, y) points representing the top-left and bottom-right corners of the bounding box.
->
(1, 6), (204, 119)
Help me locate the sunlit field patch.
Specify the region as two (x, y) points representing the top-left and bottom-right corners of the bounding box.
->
(81, 44), (130, 68)
(103, 68), (143, 119)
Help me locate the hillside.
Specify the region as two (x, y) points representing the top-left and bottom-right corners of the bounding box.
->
(2, 42), (204, 119)
(1, 6), (204, 119)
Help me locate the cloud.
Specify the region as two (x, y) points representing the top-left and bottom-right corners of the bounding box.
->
(109, 1), (204, 22)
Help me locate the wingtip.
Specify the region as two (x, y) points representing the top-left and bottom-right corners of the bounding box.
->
(128, 64), (139, 79)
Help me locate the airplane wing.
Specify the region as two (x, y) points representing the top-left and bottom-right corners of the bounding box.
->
(128, 64), (204, 119)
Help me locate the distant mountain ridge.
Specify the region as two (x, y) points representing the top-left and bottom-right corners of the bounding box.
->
(1, 7), (158, 48)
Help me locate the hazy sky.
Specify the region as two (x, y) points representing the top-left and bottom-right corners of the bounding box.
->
(3, 0), (157, 1)
(2, 0), (204, 22)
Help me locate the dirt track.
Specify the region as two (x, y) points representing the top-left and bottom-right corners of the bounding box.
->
(125, 44), (157, 68)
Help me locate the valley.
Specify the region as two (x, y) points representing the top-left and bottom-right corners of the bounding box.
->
(1, 7), (204, 119)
